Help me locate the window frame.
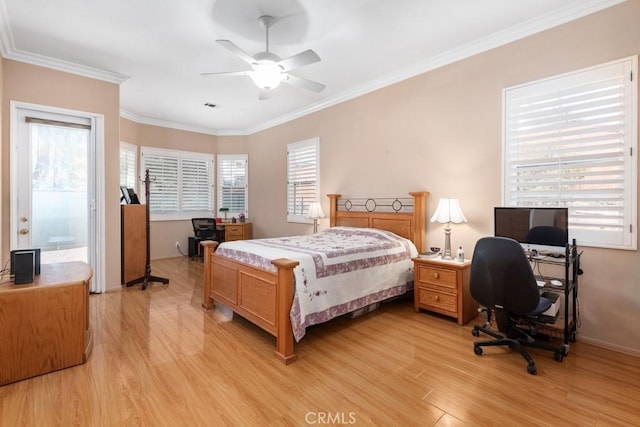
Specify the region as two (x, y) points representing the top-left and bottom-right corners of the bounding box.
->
(140, 146), (214, 221)
(216, 154), (248, 219)
(502, 56), (638, 250)
(287, 137), (320, 224)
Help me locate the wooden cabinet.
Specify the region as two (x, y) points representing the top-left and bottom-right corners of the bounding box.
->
(0, 262), (93, 386)
(413, 257), (476, 325)
(224, 222), (252, 242)
(121, 204), (146, 284)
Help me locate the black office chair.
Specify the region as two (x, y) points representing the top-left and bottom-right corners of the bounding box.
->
(469, 236), (567, 375)
(525, 225), (567, 247)
(190, 218), (219, 258)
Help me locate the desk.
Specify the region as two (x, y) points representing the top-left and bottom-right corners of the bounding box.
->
(0, 262), (93, 386)
(189, 222), (253, 258)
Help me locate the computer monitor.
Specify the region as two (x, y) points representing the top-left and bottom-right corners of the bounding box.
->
(494, 207), (569, 256)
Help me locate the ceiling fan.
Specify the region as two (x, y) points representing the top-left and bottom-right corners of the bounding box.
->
(202, 15), (325, 100)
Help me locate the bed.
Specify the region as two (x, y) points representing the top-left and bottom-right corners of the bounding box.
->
(201, 192), (428, 364)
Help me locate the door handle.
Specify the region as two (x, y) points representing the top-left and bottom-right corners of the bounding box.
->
(20, 217), (29, 222)
(19, 228), (29, 235)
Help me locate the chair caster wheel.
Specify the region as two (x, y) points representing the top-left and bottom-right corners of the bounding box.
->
(555, 344), (569, 362)
(472, 328), (480, 337)
(569, 331), (577, 343)
(474, 345), (483, 356)
(527, 363), (537, 375)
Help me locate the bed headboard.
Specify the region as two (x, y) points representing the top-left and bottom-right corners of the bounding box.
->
(327, 192), (428, 252)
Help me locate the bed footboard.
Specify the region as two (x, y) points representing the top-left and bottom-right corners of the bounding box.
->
(201, 240), (299, 364)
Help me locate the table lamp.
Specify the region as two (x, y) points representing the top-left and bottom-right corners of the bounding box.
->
(430, 198), (467, 260)
(307, 202), (326, 233)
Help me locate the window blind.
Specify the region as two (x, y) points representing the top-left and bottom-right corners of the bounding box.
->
(504, 57), (637, 249)
(119, 142), (137, 189)
(287, 138), (320, 223)
(140, 146), (213, 220)
(181, 156), (213, 213)
(217, 154), (248, 217)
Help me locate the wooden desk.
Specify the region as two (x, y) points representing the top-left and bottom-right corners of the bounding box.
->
(0, 261), (93, 386)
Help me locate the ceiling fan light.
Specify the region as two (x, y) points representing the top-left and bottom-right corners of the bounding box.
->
(250, 61), (283, 89)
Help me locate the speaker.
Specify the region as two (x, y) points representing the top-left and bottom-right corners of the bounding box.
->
(10, 248), (41, 284)
(12, 251), (34, 284)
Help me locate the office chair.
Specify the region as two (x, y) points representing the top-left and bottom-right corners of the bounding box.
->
(190, 218), (219, 258)
(469, 236), (567, 375)
(525, 225), (567, 247)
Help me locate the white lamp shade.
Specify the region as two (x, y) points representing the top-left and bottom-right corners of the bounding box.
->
(306, 202), (326, 219)
(430, 198), (467, 224)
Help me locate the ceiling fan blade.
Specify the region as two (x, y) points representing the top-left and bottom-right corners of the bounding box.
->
(258, 89), (272, 101)
(277, 49), (320, 72)
(216, 39), (257, 66)
(283, 74), (325, 93)
(200, 70), (252, 77)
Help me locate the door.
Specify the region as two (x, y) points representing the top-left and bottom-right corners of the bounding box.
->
(11, 106), (94, 269)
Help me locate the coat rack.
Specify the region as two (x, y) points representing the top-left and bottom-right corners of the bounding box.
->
(126, 168), (169, 290)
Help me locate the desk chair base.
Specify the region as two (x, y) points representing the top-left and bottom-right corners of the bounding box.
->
(472, 319), (568, 375)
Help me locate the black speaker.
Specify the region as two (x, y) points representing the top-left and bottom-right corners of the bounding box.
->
(10, 248), (41, 284)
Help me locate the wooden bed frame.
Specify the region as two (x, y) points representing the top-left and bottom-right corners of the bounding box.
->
(201, 191), (428, 364)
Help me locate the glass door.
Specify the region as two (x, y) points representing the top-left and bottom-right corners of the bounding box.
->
(14, 108), (93, 265)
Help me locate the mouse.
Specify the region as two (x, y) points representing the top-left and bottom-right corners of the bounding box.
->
(550, 279), (562, 286)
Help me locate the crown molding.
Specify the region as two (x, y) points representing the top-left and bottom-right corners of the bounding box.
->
(245, 0), (627, 135)
(120, 110), (223, 136)
(0, 0), (128, 84)
(2, 0), (625, 135)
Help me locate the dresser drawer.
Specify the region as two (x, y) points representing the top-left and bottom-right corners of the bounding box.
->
(417, 288), (457, 314)
(416, 265), (458, 290)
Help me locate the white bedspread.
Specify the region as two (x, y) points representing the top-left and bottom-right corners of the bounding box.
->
(215, 227), (418, 341)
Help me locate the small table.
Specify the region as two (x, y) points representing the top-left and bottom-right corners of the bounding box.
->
(413, 257), (477, 325)
(0, 261), (93, 385)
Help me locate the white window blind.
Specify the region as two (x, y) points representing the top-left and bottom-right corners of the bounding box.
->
(287, 137), (320, 223)
(217, 154), (248, 217)
(140, 146), (213, 220)
(182, 155), (213, 214)
(503, 57), (637, 249)
(119, 142), (137, 189)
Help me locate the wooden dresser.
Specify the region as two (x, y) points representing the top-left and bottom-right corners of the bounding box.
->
(121, 204), (146, 284)
(413, 257), (477, 325)
(224, 222), (252, 242)
(0, 261), (93, 386)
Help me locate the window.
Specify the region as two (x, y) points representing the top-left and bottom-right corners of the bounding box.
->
(287, 137), (320, 223)
(503, 57), (637, 250)
(217, 154), (248, 217)
(140, 146), (213, 220)
(119, 142), (137, 190)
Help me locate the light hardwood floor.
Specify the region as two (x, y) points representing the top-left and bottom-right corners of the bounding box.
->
(1, 256), (639, 426)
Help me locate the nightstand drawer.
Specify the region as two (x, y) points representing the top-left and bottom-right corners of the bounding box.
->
(417, 265), (457, 290)
(417, 288), (457, 314)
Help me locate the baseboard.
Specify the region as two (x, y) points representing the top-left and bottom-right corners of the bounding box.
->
(579, 336), (640, 358)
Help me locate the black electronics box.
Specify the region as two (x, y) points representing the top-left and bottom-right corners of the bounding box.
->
(10, 248), (41, 284)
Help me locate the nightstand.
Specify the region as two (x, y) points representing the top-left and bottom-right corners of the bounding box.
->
(413, 257), (477, 325)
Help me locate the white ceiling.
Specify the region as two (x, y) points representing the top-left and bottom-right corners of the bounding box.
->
(0, 0), (624, 135)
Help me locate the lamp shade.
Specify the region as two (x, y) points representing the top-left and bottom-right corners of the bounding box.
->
(306, 202), (326, 220)
(430, 198), (467, 224)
